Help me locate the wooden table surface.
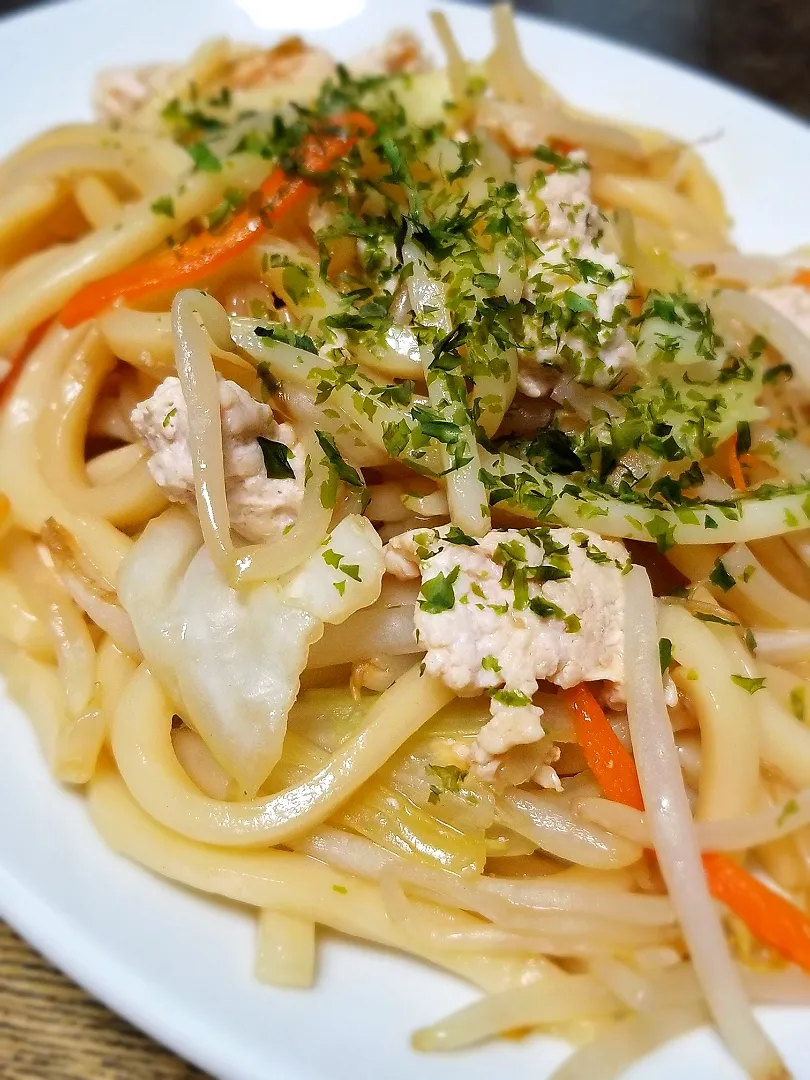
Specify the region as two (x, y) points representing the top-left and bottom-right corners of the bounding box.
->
(0, 921), (209, 1079)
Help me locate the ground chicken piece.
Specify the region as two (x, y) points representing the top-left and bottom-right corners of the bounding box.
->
(384, 525), (628, 777)
(92, 37), (335, 121)
(475, 699), (546, 780)
(752, 284), (810, 340)
(93, 63), (175, 122)
(477, 100), (553, 155)
(513, 366), (561, 401)
(517, 158), (636, 392)
(92, 29), (424, 125)
(131, 375), (303, 544)
(227, 36), (335, 89)
(350, 30), (430, 76)
(520, 243), (635, 393)
(524, 158), (594, 244)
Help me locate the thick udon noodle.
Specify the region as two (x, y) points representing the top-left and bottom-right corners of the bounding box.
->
(2, 8), (810, 1078)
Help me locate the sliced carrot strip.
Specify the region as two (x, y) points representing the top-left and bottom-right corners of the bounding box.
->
(60, 210), (266, 328)
(60, 111), (375, 328)
(565, 682), (810, 973)
(563, 685), (644, 811)
(60, 168), (306, 328)
(702, 852), (810, 972)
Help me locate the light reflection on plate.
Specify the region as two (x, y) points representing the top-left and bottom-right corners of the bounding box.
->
(235, 0), (366, 32)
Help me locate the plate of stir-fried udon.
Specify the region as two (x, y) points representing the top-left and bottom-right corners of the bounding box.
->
(2, 0), (810, 1076)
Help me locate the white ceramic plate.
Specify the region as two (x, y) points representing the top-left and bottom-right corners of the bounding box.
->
(1, 2), (810, 1077)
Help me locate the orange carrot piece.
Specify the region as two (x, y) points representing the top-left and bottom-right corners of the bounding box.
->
(565, 682), (810, 974)
(60, 169), (304, 328)
(60, 112), (375, 328)
(549, 137), (580, 158)
(701, 852), (810, 973)
(727, 433), (747, 491)
(563, 684), (644, 811)
(60, 207), (267, 328)
(793, 269), (810, 288)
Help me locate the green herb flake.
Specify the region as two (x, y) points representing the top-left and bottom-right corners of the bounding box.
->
(186, 141), (222, 172)
(256, 361), (280, 395)
(528, 596), (566, 620)
(445, 526), (477, 546)
(323, 548), (362, 582)
(257, 436), (295, 480)
(491, 688), (532, 707)
(563, 289), (598, 316)
(790, 685), (806, 722)
(659, 637), (673, 674)
(762, 363), (793, 384)
(482, 655), (502, 673)
(282, 263), (315, 305)
(419, 566), (461, 614)
(735, 420), (752, 457)
(162, 407), (177, 428)
(425, 763), (468, 804)
(730, 674), (766, 694)
(208, 86), (231, 108)
(694, 611), (737, 626)
(777, 799), (799, 827)
(207, 187), (244, 229)
(254, 323), (318, 355)
(645, 515), (677, 553)
(150, 195), (175, 218)
(316, 431), (363, 488)
(532, 144), (587, 171)
(332, 884), (348, 894)
(709, 559), (736, 592)
(473, 272), (501, 291)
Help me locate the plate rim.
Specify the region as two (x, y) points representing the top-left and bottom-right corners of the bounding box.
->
(1, 3), (809, 1079)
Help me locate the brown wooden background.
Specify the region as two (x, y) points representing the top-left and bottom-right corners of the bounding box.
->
(0, 922), (209, 1079)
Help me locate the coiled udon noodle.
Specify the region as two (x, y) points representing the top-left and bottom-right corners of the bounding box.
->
(3, 7), (810, 1078)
